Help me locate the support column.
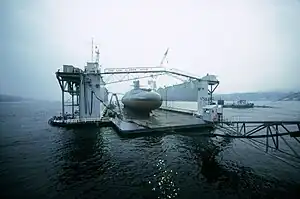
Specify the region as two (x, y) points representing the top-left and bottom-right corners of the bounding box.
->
(77, 91), (80, 118)
(165, 86), (167, 107)
(72, 83), (74, 118)
(210, 84), (213, 104)
(79, 73), (103, 120)
(62, 87), (65, 122)
(197, 80), (208, 116)
(77, 93), (79, 105)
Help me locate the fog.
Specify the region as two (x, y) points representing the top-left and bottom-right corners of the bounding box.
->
(1, 0), (300, 101)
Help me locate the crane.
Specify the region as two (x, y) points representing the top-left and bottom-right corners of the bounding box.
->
(159, 48), (169, 66)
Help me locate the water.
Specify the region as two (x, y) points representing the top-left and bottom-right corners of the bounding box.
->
(0, 101), (300, 199)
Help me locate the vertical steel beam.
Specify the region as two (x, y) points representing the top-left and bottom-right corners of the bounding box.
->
(276, 125), (279, 149)
(62, 84), (65, 122)
(72, 83), (74, 118)
(266, 126), (269, 153)
(269, 126), (277, 149)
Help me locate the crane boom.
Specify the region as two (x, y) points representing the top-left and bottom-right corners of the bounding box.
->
(159, 48), (169, 66)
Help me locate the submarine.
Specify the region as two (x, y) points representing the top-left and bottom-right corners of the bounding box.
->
(121, 80), (163, 114)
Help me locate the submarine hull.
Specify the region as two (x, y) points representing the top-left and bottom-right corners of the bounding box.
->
(122, 98), (162, 112)
(121, 89), (163, 113)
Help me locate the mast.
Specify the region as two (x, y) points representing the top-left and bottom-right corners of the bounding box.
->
(95, 45), (100, 64)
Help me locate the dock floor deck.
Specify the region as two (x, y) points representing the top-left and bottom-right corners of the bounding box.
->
(49, 108), (214, 135)
(111, 109), (213, 135)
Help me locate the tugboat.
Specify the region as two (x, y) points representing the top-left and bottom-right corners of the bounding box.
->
(223, 100), (254, 108)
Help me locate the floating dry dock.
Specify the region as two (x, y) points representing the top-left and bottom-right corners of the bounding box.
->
(50, 47), (223, 136)
(48, 45), (300, 167)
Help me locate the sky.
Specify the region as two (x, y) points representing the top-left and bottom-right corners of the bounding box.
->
(1, 0), (300, 101)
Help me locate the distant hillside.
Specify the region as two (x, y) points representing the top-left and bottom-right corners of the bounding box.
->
(157, 81), (289, 101)
(214, 92), (289, 101)
(278, 92), (300, 101)
(0, 94), (25, 102)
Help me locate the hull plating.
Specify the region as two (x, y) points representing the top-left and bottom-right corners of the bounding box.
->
(121, 89), (162, 112)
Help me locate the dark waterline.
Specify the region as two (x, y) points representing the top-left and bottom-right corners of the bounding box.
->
(0, 101), (300, 199)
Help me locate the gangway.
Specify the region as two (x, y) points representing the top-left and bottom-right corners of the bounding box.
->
(211, 119), (300, 167)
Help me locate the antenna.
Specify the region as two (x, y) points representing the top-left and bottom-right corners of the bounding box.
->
(95, 45), (100, 64)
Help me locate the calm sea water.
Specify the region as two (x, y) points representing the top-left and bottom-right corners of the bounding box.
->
(0, 101), (300, 199)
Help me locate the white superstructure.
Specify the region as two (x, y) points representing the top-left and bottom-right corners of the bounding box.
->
(78, 42), (108, 120)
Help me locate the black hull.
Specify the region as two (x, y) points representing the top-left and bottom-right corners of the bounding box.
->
(122, 99), (162, 112)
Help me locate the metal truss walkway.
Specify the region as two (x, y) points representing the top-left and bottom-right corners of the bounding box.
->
(212, 120), (300, 167)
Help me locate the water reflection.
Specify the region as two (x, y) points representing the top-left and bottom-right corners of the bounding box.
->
(51, 125), (299, 199)
(144, 133), (214, 199)
(150, 158), (180, 199)
(198, 137), (232, 182)
(170, 133), (233, 183)
(140, 135), (164, 147)
(55, 127), (110, 192)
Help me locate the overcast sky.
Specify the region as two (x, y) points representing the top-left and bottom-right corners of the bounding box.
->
(1, 0), (300, 101)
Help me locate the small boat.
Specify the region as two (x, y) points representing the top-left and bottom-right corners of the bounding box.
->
(223, 100), (254, 108)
